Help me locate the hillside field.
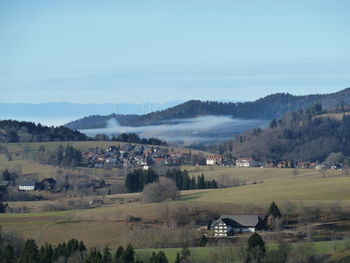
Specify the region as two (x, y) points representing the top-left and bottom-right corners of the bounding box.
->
(1, 142), (350, 250)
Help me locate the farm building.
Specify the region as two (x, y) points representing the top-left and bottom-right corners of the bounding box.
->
(235, 158), (257, 167)
(210, 215), (267, 237)
(206, 155), (223, 165)
(18, 180), (36, 191)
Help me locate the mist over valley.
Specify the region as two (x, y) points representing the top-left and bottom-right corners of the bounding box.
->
(80, 115), (269, 145)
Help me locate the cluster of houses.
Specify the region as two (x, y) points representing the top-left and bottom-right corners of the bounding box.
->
(206, 156), (343, 170)
(82, 144), (194, 169)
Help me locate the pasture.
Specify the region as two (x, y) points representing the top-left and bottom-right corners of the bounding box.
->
(1, 142), (350, 251)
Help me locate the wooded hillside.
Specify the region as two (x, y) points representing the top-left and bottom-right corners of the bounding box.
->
(216, 104), (350, 162)
(66, 87), (350, 129)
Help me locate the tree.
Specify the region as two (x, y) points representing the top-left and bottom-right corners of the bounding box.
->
(174, 253), (181, 263)
(2, 244), (15, 263)
(102, 247), (112, 263)
(125, 169), (159, 193)
(1, 169), (11, 181)
(246, 233), (266, 263)
(20, 239), (39, 263)
(142, 178), (178, 203)
(0, 202), (7, 213)
(180, 247), (191, 263)
(199, 235), (208, 247)
(149, 251), (168, 263)
(39, 243), (53, 263)
(268, 202), (282, 218)
(113, 246), (124, 263)
(121, 244), (134, 263)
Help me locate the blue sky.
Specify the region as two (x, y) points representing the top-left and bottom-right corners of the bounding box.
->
(1, 0), (350, 103)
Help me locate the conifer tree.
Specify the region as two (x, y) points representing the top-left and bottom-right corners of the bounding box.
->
(268, 201), (282, 218)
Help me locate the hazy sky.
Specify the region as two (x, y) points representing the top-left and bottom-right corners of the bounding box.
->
(1, 0), (350, 103)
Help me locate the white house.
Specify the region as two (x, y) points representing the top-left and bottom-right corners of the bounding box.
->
(206, 155), (222, 166)
(235, 158), (256, 167)
(18, 180), (36, 191)
(210, 215), (267, 237)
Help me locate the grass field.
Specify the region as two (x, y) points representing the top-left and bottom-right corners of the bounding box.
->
(136, 240), (350, 262)
(1, 142), (350, 250)
(181, 165), (350, 206)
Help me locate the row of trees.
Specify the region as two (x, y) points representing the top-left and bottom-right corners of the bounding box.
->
(36, 145), (82, 167)
(0, 120), (87, 143)
(0, 238), (150, 263)
(164, 169), (218, 190)
(111, 133), (166, 146)
(125, 169), (218, 193)
(125, 169), (159, 193)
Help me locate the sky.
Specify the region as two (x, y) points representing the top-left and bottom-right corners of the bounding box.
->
(1, 0), (350, 103)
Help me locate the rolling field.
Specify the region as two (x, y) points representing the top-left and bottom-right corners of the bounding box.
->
(136, 240), (350, 262)
(1, 165), (350, 248)
(1, 142), (350, 249)
(182, 165), (350, 206)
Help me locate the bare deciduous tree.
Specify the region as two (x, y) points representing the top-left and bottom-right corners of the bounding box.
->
(142, 177), (178, 203)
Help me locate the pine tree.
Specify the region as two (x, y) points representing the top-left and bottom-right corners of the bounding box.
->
(267, 201), (282, 218)
(2, 244), (15, 263)
(113, 246), (124, 263)
(20, 239), (39, 263)
(174, 253), (181, 263)
(39, 243), (53, 263)
(246, 233), (265, 263)
(121, 244), (134, 263)
(1, 169), (11, 181)
(199, 235), (208, 247)
(102, 247), (113, 263)
(149, 251), (168, 263)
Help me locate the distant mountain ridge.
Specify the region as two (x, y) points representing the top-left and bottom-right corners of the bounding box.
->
(66, 88), (350, 130)
(0, 101), (183, 126)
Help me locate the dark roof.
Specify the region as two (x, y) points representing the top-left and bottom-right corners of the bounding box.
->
(40, 178), (56, 184)
(211, 215), (265, 228)
(0, 181), (9, 186)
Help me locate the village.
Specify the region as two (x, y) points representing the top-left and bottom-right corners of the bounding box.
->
(82, 144), (345, 171)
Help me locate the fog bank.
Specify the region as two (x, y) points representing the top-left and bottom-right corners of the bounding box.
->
(81, 115), (269, 145)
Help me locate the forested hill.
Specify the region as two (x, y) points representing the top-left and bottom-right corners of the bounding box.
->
(215, 104), (350, 162)
(0, 120), (87, 143)
(66, 88), (350, 129)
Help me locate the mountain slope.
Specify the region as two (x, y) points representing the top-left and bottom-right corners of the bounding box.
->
(66, 88), (350, 130)
(216, 106), (350, 162)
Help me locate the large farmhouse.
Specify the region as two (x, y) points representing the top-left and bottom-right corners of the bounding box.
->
(18, 180), (36, 191)
(206, 155), (223, 166)
(210, 215), (267, 237)
(236, 158), (257, 167)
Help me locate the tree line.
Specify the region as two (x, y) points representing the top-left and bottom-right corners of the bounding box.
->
(111, 133), (166, 146)
(0, 238), (168, 263)
(164, 169), (218, 190)
(0, 120), (87, 143)
(125, 169), (159, 193)
(36, 145), (82, 167)
(125, 168), (218, 193)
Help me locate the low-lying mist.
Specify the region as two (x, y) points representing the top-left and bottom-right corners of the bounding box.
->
(80, 115), (269, 146)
